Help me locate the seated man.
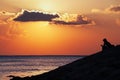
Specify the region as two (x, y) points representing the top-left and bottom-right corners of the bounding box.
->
(101, 38), (115, 51)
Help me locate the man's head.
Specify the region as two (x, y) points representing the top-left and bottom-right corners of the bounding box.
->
(103, 38), (107, 42)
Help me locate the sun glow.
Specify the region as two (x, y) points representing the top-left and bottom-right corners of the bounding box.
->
(40, 2), (55, 11)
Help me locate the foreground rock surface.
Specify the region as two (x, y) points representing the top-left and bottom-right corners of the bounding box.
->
(11, 46), (120, 80)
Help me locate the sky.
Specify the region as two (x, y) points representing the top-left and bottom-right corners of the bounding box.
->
(0, 0), (120, 55)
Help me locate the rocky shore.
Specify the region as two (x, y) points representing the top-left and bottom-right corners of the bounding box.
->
(10, 45), (120, 80)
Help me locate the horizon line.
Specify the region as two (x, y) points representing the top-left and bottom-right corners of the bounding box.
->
(0, 54), (87, 57)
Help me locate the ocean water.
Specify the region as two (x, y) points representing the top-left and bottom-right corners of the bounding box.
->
(0, 56), (82, 80)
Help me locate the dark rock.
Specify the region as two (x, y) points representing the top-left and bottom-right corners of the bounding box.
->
(10, 46), (120, 80)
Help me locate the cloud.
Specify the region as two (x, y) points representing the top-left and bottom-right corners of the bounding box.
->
(14, 10), (59, 22)
(0, 21), (25, 40)
(0, 11), (16, 21)
(52, 14), (94, 25)
(109, 5), (120, 12)
(91, 5), (120, 14)
(12, 10), (94, 25)
(0, 11), (15, 16)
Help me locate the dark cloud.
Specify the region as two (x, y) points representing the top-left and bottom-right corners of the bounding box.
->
(109, 5), (120, 12)
(14, 10), (59, 22)
(52, 15), (93, 25)
(13, 10), (94, 25)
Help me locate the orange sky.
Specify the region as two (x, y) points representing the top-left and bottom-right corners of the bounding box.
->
(0, 0), (120, 55)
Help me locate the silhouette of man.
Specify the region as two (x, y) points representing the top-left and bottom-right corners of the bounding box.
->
(101, 38), (114, 51)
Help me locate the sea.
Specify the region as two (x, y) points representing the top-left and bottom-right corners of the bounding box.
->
(0, 56), (83, 80)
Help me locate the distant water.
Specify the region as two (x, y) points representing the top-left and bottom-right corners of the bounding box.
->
(0, 56), (83, 80)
